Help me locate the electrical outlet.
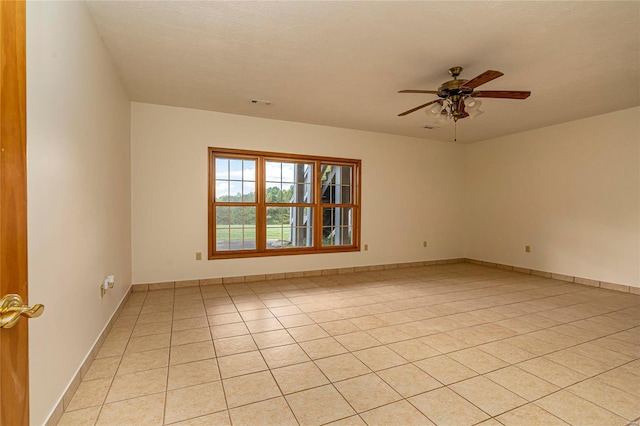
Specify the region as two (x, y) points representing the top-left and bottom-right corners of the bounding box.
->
(364, 244), (368, 251)
(423, 241), (427, 248)
(525, 245), (531, 253)
(196, 252), (202, 260)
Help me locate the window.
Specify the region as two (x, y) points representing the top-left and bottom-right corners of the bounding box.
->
(209, 148), (360, 259)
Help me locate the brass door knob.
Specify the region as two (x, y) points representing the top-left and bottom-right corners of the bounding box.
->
(0, 294), (44, 329)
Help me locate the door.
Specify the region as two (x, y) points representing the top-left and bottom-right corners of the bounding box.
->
(0, 0), (29, 424)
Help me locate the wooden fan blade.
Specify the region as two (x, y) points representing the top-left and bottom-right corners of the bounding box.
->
(398, 90), (439, 94)
(462, 70), (504, 89)
(398, 99), (440, 116)
(472, 90), (531, 99)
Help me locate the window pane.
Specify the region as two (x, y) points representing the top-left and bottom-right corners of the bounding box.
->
(215, 206), (256, 251)
(215, 157), (256, 203)
(322, 207), (352, 246)
(281, 163), (295, 184)
(341, 185), (351, 203)
(216, 206), (230, 225)
(266, 183), (284, 203)
(229, 181), (242, 201)
(216, 205), (231, 251)
(243, 181), (255, 202)
(289, 183), (312, 203)
(265, 162), (282, 182)
(215, 158), (229, 179)
(243, 160), (255, 182)
(266, 161), (313, 203)
(321, 165), (352, 186)
(321, 165), (352, 204)
(242, 229), (257, 249)
(215, 180), (229, 202)
(229, 159), (242, 178)
(266, 207), (313, 249)
(265, 184), (297, 203)
(244, 206), (256, 225)
(216, 227), (230, 251)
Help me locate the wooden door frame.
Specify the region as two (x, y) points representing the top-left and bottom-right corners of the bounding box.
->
(0, 0), (29, 424)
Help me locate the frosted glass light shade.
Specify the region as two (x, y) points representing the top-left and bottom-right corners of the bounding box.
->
(465, 97), (482, 110)
(427, 102), (443, 116)
(468, 109), (484, 119)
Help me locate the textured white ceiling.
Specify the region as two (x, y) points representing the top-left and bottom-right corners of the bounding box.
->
(85, 1), (640, 143)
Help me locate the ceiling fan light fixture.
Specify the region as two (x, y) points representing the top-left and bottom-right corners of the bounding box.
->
(426, 102), (443, 116)
(435, 110), (450, 125)
(468, 109), (484, 119)
(465, 97), (483, 119)
(464, 97), (481, 110)
(397, 67), (531, 134)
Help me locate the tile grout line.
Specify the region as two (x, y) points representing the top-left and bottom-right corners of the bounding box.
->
(58, 264), (640, 425)
(230, 292), (301, 425)
(93, 289), (148, 426)
(201, 286), (233, 425)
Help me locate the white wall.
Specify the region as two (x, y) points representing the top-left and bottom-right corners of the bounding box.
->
(465, 107), (640, 287)
(27, 2), (131, 425)
(22, 3), (639, 421)
(131, 103), (466, 284)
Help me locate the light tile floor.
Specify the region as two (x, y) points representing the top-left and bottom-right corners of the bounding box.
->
(59, 264), (640, 425)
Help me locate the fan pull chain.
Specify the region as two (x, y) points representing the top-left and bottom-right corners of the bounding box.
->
(454, 121), (457, 142)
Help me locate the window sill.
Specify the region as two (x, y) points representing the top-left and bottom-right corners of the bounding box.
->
(208, 246), (360, 260)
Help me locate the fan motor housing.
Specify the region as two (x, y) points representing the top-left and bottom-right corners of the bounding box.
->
(438, 79), (473, 98)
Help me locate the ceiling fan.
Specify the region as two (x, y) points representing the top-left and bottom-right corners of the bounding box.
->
(398, 66), (531, 122)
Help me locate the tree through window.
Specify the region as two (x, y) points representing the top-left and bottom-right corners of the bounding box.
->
(209, 148), (360, 259)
